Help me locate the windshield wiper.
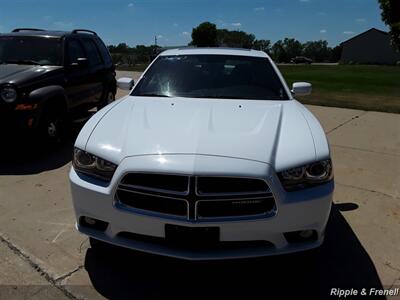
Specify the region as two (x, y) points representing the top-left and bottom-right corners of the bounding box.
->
(4, 59), (43, 66)
(136, 93), (171, 98)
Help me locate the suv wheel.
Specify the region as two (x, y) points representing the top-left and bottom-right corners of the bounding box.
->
(39, 105), (66, 143)
(98, 90), (115, 110)
(47, 121), (59, 138)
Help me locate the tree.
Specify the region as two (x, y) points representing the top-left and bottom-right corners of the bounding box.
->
(253, 39), (271, 54)
(108, 44), (162, 66)
(303, 40), (330, 62)
(114, 43), (130, 53)
(329, 45), (342, 62)
(191, 22), (217, 47)
(379, 0), (400, 51)
(108, 45), (116, 52)
(282, 38), (303, 61)
(271, 40), (286, 62)
(216, 29), (255, 48)
(270, 38), (303, 62)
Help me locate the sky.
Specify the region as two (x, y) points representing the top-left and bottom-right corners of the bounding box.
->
(0, 0), (387, 47)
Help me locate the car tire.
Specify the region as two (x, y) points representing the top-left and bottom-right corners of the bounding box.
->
(97, 89), (115, 110)
(38, 104), (66, 143)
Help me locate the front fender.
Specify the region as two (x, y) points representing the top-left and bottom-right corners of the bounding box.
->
(28, 85), (68, 111)
(75, 97), (125, 151)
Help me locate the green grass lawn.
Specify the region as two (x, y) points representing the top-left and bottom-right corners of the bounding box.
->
(279, 64), (400, 113)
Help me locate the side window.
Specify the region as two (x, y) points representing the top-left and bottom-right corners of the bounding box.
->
(81, 39), (103, 66)
(67, 39), (85, 64)
(95, 38), (112, 64)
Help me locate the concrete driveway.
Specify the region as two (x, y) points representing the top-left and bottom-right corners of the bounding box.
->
(0, 71), (399, 299)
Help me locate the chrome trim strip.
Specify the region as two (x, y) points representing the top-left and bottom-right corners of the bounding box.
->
(195, 197), (277, 221)
(196, 191), (273, 197)
(117, 188), (187, 201)
(196, 195), (275, 202)
(118, 183), (189, 196)
(114, 201), (189, 221)
(196, 211), (277, 222)
(119, 172), (191, 195)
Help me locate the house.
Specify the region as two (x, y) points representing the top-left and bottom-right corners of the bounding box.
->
(340, 28), (400, 65)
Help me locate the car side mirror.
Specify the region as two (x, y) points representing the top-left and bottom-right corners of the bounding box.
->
(117, 77), (135, 90)
(70, 57), (88, 67)
(292, 82), (312, 96)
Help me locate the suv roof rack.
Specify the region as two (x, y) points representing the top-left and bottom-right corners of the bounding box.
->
(12, 28), (46, 32)
(72, 29), (97, 36)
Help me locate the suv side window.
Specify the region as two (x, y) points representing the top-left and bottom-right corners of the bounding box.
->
(95, 38), (112, 65)
(67, 39), (85, 65)
(81, 39), (102, 66)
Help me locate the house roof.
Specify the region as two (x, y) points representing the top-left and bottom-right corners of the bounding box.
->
(341, 28), (389, 46)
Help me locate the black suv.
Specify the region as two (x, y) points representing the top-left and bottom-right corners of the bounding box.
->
(0, 28), (116, 140)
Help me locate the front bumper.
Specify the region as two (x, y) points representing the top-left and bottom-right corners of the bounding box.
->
(70, 155), (334, 260)
(0, 104), (40, 132)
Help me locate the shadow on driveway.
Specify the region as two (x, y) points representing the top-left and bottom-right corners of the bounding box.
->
(84, 204), (384, 299)
(0, 118), (89, 175)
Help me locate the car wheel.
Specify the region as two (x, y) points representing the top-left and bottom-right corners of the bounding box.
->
(97, 90), (115, 110)
(39, 105), (66, 143)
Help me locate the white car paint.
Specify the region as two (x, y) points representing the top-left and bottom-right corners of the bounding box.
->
(292, 82), (312, 96)
(83, 97), (324, 172)
(70, 48), (333, 259)
(117, 77), (135, 90)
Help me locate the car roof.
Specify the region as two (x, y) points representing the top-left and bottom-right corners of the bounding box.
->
(160, 47), (270, 58)
(0, 29), (97, 39)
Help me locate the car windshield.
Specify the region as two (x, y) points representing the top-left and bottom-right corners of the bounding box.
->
(0, 36), (62, 66)
(131, 54), (289, 100)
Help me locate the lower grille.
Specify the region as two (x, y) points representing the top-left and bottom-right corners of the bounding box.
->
(115, 173), (276, 221)
(117, 231), (275, 251)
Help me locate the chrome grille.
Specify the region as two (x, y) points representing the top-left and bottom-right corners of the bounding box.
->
(196, 196), (275, 219)
(120, 173), (189, 195)
(116, 189), (188, 217)
(196, 177), (269, 196)
(115, 173), (276, 221)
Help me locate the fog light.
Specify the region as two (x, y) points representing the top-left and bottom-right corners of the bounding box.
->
(284, 230), (317, 243)
(299, 230), (314, 239)
(79, 216), (109, 232)
(84, 216), (96, 225)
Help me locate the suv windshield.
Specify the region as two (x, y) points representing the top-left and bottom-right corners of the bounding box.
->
(0, 36), (62, 66)
(132, 54), (289, 100)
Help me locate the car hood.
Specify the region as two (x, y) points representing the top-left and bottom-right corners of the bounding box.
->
(84, 97), (318, 170)
(0, 64), (62, 85)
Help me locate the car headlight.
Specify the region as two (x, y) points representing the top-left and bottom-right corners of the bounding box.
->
(1, 87), (17, 103)
(73, 148), (117, 182)
(278, 159), (333, 192)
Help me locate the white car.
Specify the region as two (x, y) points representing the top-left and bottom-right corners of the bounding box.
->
(70, 48), (334, 260)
